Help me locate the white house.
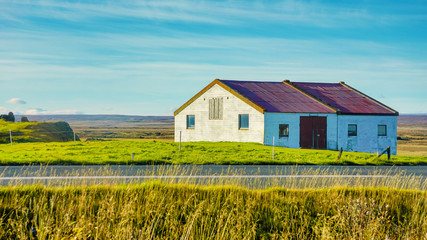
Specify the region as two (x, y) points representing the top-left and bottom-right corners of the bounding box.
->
(174, 79), (398, 155)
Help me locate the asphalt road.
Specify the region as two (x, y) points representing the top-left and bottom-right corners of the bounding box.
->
(1, 165), (425, 189)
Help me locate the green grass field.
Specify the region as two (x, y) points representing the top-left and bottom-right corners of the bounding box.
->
(0, 140), (425, 165)
(0, 182), (425, 239)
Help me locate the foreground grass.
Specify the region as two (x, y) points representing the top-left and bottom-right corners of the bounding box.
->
(0, 141), (426, 165)
(0, 182), (425, 239)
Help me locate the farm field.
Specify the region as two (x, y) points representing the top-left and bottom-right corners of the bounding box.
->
(0, 182), (425, 239)
(1, 114), (426, 165)
(0, 140), (426, 166)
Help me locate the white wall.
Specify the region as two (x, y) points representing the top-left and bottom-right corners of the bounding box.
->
(337, 115), (397, 155)
(264, 112), (338, 150)
(175, 84), (264, 143)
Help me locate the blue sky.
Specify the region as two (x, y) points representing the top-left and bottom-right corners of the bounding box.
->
(1, 0), (426, 115)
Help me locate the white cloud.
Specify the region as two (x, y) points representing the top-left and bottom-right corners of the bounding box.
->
(50, 110), (79, 114)
(25, 108), (47, 115)
(0, 106), (8, 113)
(7, 98), (26, 104)
(25, 108), (79, 115)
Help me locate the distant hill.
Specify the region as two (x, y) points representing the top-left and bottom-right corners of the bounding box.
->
(0, 120), (78, 143)
(15, 115), (174, 128)
(398, 114), (427, 126)
(15, 114), (426, 127)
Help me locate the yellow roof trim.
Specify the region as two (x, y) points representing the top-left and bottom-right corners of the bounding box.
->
(339, 82), (399, 115)
(174, 79), (265, 116)
(281, 80), (338, 113)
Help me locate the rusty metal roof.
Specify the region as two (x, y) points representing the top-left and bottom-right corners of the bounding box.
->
(219, 80), (336, 113)
(174, 79), (398, 116)
(292, 82), (398, 115)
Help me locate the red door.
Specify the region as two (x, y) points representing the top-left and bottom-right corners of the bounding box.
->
(300, 116), (327, 149)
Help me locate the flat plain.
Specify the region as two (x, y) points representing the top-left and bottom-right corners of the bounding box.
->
(397, 115), (427, 156)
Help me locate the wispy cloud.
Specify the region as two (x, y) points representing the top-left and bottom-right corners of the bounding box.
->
(25, 108), (79, 115)
(25, 108), (47, 115)
(7, 98), (26, 104)
(2, 0), (421, 27)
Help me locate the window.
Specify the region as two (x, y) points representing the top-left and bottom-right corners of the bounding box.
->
(279, 124), (289, 137)
(348, 124), (357, 136)
(186, 115), (195, 129)
(209, 98), (223, 120)
(239, 114), (249, 129)
(378, 125), (387, 136)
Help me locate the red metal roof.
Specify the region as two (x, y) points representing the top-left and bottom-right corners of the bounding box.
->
(219, 80), (335, 113)
(292, 82), (397, 115)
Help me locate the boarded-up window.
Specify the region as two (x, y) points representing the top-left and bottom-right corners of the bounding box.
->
(209, 98), (223, 120)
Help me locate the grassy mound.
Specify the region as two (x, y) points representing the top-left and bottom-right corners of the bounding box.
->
(0, 183), (425, 239)
(0, 120), (78, 143)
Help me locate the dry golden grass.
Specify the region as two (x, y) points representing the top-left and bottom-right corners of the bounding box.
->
(73, 126), (174, 141)
(0, 182), (425, 239)
(397, 125), (427, 156)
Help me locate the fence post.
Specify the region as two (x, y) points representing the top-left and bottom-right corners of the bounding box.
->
(378, 146), (391, 160)
(179, 131), (182, 151)
(337, 147), (343, 160)
(272, 136), (275, 160)
(131, 153), (135, 160)
(387, 147), (390, 160)
(73, 132), (76, 143)
(9, 130), (12, 146)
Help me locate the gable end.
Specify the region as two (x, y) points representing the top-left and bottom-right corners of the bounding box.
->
(174, 79), (265, 116)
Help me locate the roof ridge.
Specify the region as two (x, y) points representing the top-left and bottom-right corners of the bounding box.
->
(291, 81), (341, 84)
(219, 79), (280, 83)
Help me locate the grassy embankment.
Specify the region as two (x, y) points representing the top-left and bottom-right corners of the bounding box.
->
(0, 140), (426, 165)
(0, 119), (76, 143)
(0, 182), (425, 239)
